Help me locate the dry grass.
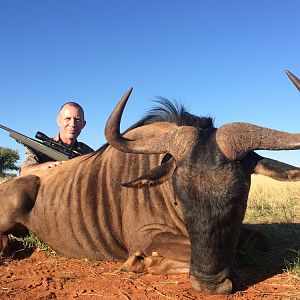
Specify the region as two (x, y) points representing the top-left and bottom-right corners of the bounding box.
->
(246, 175), (300, 224)
(244, 174), (300, 279)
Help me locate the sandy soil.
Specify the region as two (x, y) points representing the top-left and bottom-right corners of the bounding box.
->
(0, 248), (299, 300)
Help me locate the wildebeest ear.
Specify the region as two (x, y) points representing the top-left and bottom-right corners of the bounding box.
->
(122, 157), (176, 188)
(254, 157), (300, 181)
(1, 175), (40, 211)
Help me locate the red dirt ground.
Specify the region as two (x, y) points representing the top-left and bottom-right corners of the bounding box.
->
(0, 248), (299, 300)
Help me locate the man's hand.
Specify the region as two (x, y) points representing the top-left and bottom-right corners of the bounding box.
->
(40, 161), (64, 170)
(20, 161), (65, 175)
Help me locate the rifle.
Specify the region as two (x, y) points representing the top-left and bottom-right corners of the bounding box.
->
(0, 124), (85, 161)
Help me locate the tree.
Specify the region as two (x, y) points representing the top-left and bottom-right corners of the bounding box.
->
(0, 146), (20, 177)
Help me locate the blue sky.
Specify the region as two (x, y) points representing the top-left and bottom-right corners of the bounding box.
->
(0, 1), (299, 167)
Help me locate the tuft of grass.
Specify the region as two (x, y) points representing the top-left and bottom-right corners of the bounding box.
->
(246, 175), (300, 224)
(284, 250), (300, 280)
(9, 232), (55, 254)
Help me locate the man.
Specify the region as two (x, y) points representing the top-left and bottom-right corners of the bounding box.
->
(20, 102), (93, 175)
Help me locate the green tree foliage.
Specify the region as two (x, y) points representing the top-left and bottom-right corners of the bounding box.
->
(0, 146), (19, 177)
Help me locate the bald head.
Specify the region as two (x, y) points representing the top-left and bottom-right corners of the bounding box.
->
(59, 102), (85, 120)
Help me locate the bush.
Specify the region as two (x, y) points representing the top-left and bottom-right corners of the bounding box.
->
(0, 146), (19, 177)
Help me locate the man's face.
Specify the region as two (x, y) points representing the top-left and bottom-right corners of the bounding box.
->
(57, 105), (86, 145)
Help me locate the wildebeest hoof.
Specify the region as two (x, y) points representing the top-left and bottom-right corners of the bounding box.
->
(0, 234), (9, 257)
(120, 251), (165, 273)
(120, 251), (147, 273)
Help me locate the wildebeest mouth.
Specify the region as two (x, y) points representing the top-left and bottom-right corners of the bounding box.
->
(189, 268), (234, 295)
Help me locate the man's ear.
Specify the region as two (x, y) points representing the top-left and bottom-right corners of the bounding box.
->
(56, 115), (61, 127)
(82, 120), (86, 129)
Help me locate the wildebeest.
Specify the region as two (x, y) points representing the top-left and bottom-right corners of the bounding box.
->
(1, 73), (300, 295)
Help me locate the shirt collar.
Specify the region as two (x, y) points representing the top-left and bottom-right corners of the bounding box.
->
(54, 134), (78, 147)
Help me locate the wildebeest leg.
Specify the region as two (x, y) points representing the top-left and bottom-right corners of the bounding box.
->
(121, 250), (190, 274)
(0, 175), (40, 256)
(0, 234), (9, 256)
(121, 233), (191, 274)
(238, 226), (269, 252)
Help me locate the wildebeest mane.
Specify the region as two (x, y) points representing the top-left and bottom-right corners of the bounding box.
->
(96, 98), (214, 153)
(127, 97), (214, 131)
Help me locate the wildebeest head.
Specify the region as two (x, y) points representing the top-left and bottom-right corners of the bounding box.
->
(105, 88), (300, 294)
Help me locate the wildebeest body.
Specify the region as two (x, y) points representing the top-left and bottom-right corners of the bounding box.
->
(15, 141), (187, 261)
(1, 87), (300, 295)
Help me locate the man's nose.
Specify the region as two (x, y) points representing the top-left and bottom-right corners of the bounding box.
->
(69, 118), (76, 126)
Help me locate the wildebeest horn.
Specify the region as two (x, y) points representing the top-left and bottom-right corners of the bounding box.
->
(286, 70), (300, 92)
(105, 88), (198, 160)
(216, 122), (300, 160)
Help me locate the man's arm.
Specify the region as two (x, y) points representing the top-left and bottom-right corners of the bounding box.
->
(20, 161), (63, 175)
(19, 150), (63, 175)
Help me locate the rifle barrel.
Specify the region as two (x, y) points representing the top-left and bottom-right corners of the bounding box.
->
(0, 124), (16, 132)
(0, 124), (69, 161)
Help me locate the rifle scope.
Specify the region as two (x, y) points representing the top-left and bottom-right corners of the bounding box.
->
(35, 131), (55, 144)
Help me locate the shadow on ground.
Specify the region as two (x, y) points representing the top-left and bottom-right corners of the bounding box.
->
(236, 223), (300, 291)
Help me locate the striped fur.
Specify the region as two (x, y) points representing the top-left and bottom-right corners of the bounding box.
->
(1, 99), (299, 295)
